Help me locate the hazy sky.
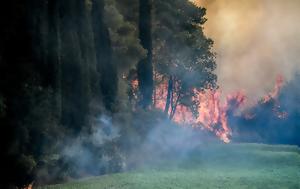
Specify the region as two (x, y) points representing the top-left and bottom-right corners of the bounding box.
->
(194, 0), (300, 101)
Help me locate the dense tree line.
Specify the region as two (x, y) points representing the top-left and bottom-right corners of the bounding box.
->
(0, 0), (216, 188)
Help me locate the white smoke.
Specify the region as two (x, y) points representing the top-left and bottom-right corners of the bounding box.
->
(194, 0), (300, 102)
(61, 115), (121, 174)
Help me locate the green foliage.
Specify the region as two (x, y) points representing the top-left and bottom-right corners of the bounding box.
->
(152, 0), (217, 115)
(9, 85), (64, 186)
(0, 0), (219, 188)
(115, 0), (139, 23)
(153, 0), (217, 91)
(104, 0), (146, 73)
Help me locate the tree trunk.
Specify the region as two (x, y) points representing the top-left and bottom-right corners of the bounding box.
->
(164, 76), (173, 114)
(137, 0), (153, 109)
(47, 0), (62, 119)
(59, 0), (87, 133)
(92, 0), (118, 111)
(169, 80), (181, 120)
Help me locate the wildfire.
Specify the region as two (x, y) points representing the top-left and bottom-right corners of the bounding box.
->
(261, 75), (288, 119)
(263, 75), (284, 103)
(23, 183), (33, 189)
(131, 74), (287, 143)
(153, 79), (246, 143)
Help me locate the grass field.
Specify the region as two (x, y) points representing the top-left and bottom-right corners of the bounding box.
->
(38, 143), (300, 189)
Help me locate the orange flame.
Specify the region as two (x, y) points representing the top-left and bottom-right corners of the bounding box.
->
(154, 79), (246, 143)
(132, 74), (286, 143)
(263, 75), (284, 103)
(261, 75), (288, 119)
(23, 183), (33, 189)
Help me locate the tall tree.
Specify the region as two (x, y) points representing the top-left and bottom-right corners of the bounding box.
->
(59, 0), (89, 133)
(153, 0), (217, 118)
(137, 0), (153, 108)
(92, 0), (118, 111)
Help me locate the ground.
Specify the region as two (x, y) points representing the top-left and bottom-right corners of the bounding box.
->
(38, 143), (300, 189)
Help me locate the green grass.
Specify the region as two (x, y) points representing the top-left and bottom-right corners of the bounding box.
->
(38, 143), (300, 189)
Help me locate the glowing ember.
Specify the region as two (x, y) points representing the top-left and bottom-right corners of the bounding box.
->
(261, 75), (288, 120)
(129, 79), (140, 109)
(131, 79), (139, 90)
(23, 183), (33, 189)
(263, 75), (284, 103)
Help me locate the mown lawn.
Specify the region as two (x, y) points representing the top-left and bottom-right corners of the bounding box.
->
(38, 143), (300, 189)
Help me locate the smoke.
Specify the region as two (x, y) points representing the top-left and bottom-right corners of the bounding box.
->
(89, 115), (120, 146)
(227, 73), (300, 146)
(60, 115), (122, 177)
(124, 116), (220, 169)
(34, 106), (219, 184)
(194, 0), (300, 102)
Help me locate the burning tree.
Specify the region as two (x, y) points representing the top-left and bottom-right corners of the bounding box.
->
(153, 0), (217, 118)
(146, 1), (246, 143)
(127, 1), (239, 143)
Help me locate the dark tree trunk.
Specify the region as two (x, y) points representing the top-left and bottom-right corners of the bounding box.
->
(0, 1), (41, 187)
(137, 0), (153, 109)
(59, 0), (88, 133)
(169, 93), (180, 120)
(47, 0), (63, 119)
(164, 76), (173, 114)
(92, 0), (118, 111)
(169, 80), (181, 120)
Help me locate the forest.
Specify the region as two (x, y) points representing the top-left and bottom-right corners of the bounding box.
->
(1, 0), (299, 188)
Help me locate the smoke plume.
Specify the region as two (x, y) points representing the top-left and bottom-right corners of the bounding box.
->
(194, 0), (300, 101)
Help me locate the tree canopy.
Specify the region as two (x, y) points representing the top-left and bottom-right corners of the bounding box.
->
(0, 0), (217, 188)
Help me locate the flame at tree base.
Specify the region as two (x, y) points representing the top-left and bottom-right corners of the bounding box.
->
(130, 75), (285, 143)
(153, 78), (247, 143)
